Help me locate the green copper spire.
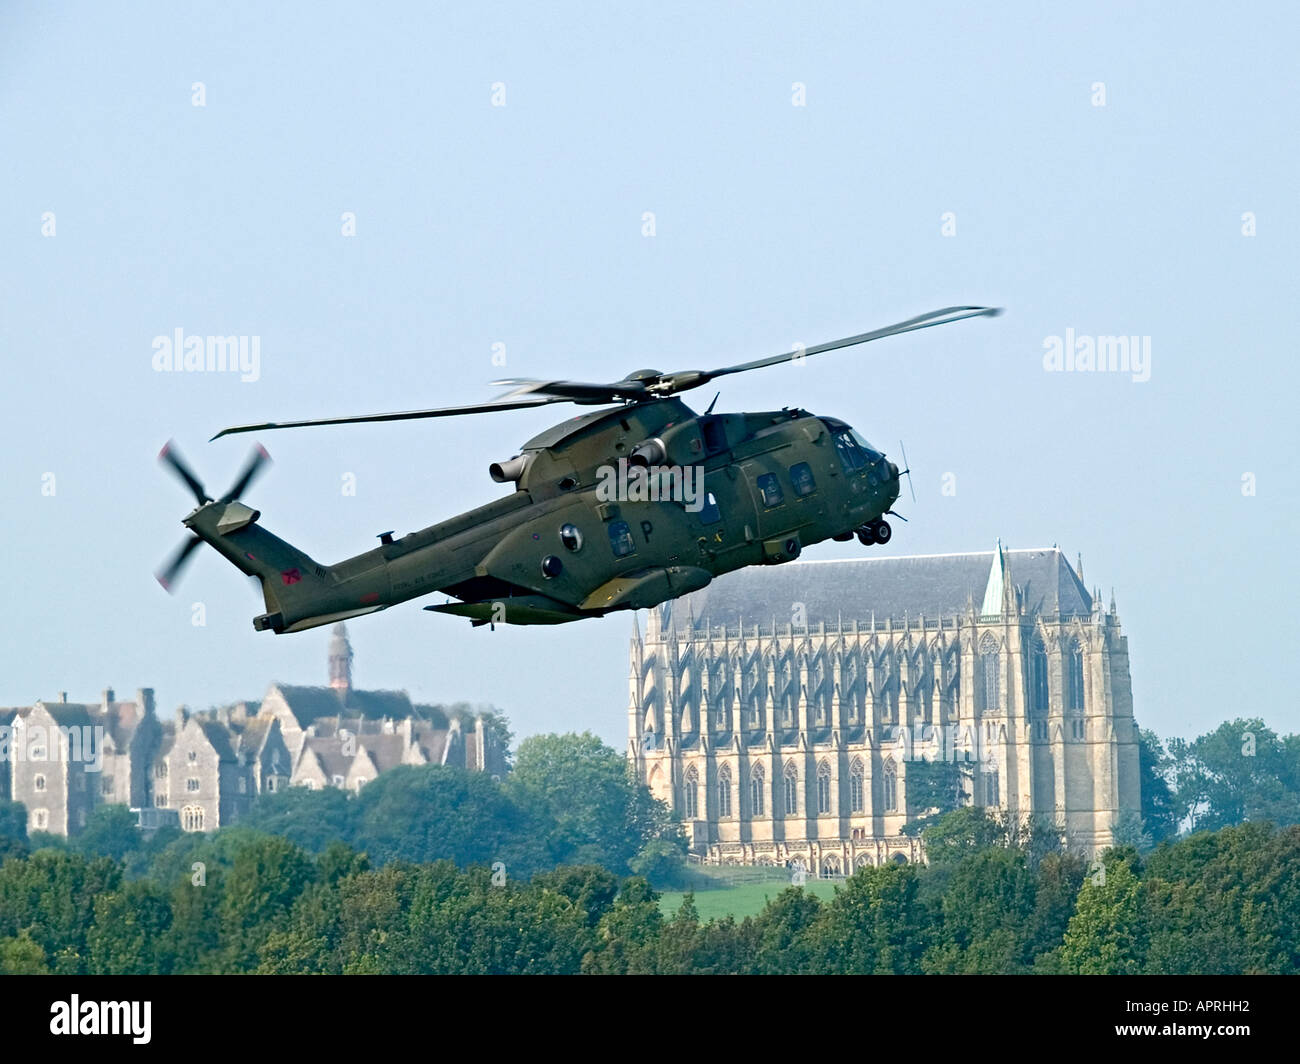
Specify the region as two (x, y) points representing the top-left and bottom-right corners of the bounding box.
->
(980, 538), (1006, 617)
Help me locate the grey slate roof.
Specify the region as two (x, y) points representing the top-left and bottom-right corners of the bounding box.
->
(671, 547), (1092, 631)
(272, 685), (348, 726)
(273, 685), (417, 725)
(32, 702), (97, 728)
(198, 720), (238, 762)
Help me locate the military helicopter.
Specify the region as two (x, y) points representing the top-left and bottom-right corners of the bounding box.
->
(157, 305), (999, 633)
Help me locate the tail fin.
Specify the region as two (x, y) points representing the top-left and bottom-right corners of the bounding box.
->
(183, 502), (381, 633)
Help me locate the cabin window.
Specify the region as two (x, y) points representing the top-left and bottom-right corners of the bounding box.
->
(698, 492), (721, 525)
(541, 555), (563, 578)
(756, 473), (784, 508)
(790, 462), (816, 497)
(559, 523), (583, 552)
(608, 520), (636, 557)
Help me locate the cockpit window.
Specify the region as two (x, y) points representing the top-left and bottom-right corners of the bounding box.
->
(850, 429), (883, 461)
(834, 429), (883, 474)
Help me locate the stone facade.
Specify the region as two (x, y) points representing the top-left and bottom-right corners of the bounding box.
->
(2, 624), (507, 836)
(629, 544), (1142, 871)
(4, 689), (159, 837)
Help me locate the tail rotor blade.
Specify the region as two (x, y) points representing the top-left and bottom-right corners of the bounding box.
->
(220, 444), (272, 502)
(156, 535), (204, 592)
(159, 440), (211, 505)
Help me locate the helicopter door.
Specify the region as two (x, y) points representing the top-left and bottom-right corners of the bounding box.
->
(739, 460), (792, 540)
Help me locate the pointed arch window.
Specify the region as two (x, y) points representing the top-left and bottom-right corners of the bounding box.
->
(977, 633), (1000, 712)
(985, 767), (1000, 808)
(1067, 641), (1085, 710)
(1031, 639), (1049, 713)
(849, 759), (865, 813)
(750, 764), (765, 817)
(684, 765), (699, 819)
(816, 762), (832, 815)
(717, 764), (732, 818)
(882, 760), (898, 813)
(783, 763), (799, 817)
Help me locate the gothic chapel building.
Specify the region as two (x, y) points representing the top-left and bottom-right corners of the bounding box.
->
(628, 544), (1141, 871)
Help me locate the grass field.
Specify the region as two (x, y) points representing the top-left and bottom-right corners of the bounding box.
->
(658, 877), (841, 921)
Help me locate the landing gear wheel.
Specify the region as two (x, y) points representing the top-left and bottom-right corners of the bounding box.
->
(857, 527), (876, 546)
(874, 520), (892, 544)
(832, 531), (855, 542)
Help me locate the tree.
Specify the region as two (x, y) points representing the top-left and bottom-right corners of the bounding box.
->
(0, 929), (49, 974)
(1169, 719), (1300, 834)
(0, 800), (29, 861)
(582, 876), (664, 974)
(920, 807), (1003, 866)
(1054, 850), (1148, 974)
(1137, 727), (1178, 844)
(0, 850), (121, 974)
(241, 785), (353, 853)
(747, 887), (825, 975)
(351, 764), (548, 875)
(509, 732), (679, 874)
(923, 848), (1038, 974)
(630, 838), (687, 888)
(218, 834), (316, 971)
(75, 804), (143, 862)
(86, 881), (175, 975)
(814, 864), (933, 974)
(901, 757), (964, 834)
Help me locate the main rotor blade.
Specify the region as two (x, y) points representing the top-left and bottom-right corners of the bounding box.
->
(210, 395), (571, 441)
(491, 378), (650, 402)
(219, 444), (272, 502)
(156, 534), (204, 592)
(158, 440), (211, 504)
(694, 305), (1002, 388)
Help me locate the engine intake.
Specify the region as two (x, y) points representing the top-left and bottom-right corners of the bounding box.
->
(628, 438), (667, 467)
(489, 455), (528, 483)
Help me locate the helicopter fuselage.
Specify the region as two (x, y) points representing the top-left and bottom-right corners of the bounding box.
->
(182, 398), (901, 632)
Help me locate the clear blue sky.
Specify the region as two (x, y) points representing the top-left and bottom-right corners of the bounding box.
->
(1, 2), (1296, 749)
